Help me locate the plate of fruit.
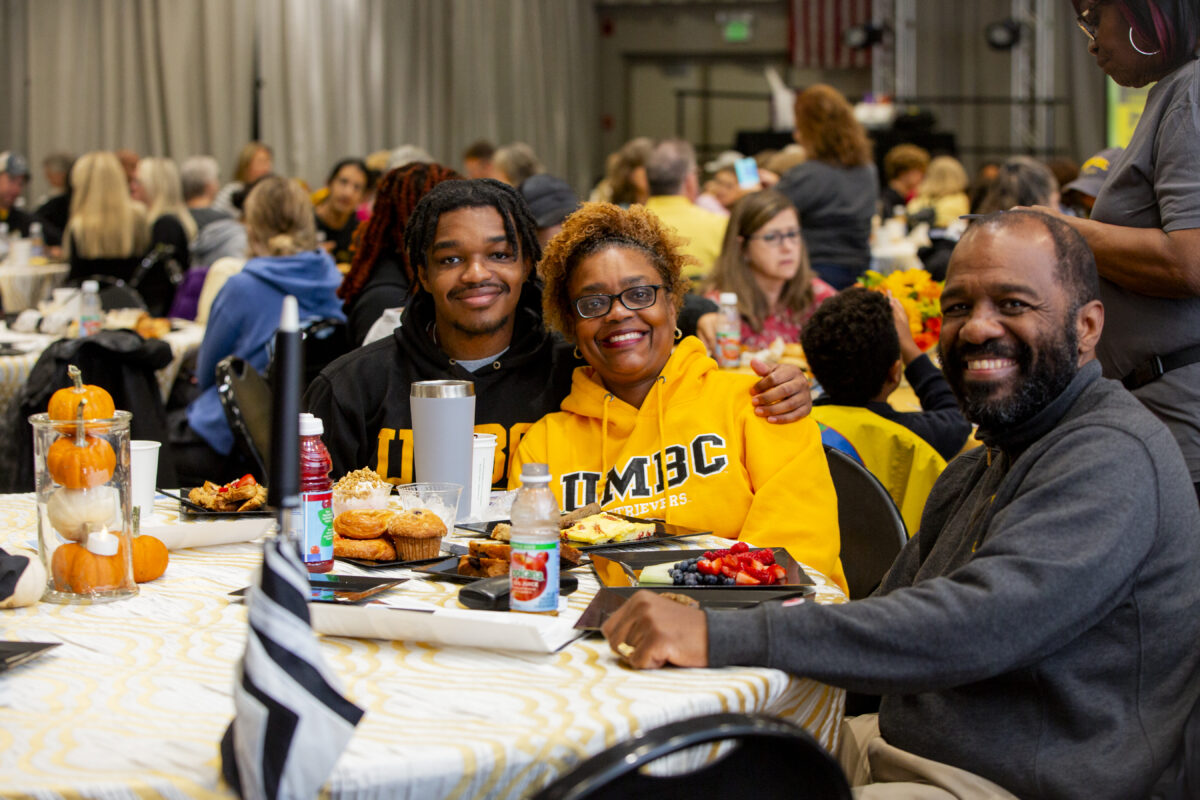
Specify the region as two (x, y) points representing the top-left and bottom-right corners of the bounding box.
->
(589, 542), (813, 589)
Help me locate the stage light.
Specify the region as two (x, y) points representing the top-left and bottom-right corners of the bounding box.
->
(985, 19), (1023, 50)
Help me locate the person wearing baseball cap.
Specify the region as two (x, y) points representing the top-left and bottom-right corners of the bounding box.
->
(0, 151), (34, 236)
(1062, 147), (1123, 219)
(518, 173), (579, 249)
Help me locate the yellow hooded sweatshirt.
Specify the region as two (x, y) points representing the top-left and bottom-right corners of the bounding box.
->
(511, 337), (847, 592)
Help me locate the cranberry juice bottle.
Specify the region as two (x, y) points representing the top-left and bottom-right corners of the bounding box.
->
(298, 412), (334, 573)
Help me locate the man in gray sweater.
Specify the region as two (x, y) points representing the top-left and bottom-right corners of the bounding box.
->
(602, 210), (1200, 799)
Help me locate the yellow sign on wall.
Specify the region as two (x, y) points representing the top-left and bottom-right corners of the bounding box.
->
(1107, 78), (1152, 147)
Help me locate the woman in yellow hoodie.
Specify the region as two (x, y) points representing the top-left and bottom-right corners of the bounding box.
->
(510, 202), (846, 592)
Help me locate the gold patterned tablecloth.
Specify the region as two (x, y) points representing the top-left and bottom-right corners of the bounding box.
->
(0, 492), (846, 799)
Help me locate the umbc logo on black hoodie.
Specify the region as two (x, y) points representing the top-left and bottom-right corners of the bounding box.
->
(559, 434), (729, 512)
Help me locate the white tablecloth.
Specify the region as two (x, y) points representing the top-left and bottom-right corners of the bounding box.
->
(0, 262), (70, 312)
(0, 493), (847, 798)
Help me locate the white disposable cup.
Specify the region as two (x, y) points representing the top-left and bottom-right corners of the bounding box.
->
(5, 238), (31, 266)
(470, 433), (498, 520)
(129, 440), (161, 522)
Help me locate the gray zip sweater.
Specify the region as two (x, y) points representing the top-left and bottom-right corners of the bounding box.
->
(707, 361), (1200, 799)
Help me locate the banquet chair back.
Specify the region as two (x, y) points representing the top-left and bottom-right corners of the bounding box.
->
(215, 356), (271, 479)
(825, 445), (908, 601)
(531, 712), (851, 800)
(74, 275), (147, 311)
(266, 317), (349, 396)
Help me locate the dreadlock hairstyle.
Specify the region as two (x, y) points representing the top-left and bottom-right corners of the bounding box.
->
(338, 162), (462, 302)
(403, 178), (543, 293)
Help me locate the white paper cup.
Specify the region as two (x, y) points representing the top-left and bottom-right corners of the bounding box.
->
(129, 440), (161, 522)
(470, 433), (498, 520)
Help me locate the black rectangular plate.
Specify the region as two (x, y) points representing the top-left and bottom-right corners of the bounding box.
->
(591, 548), (813, 589)
(229, 574), (406, 604)
(0, 641), (61, 671)
(413, 555), (584, 583)
(334, 553), (453, 570)
(457, 514), (709, 552)
(173, 486), (275, 518)
(575, 586), (815, 631)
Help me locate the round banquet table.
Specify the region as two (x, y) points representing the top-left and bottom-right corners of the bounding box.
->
(0, 492), (847, 799)
(0, 262), (70, 313)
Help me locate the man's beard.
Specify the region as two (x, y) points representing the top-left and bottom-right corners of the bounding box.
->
(452, 312), (512, 338)
(942, 323), (1078, 430)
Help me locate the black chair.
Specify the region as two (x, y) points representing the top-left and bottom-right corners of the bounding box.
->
(825, 445), (908, 602)
(127, 244), (185, 317)
(215, 356), (272, 479)
(532, 712), (852, 800)
(73, 274), (147, 311)
(267, 317), (350, 395)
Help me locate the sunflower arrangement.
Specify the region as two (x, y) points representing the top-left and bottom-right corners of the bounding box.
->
(857, 268), (943, 352)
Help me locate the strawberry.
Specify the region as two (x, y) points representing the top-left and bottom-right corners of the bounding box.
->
(696, 558), (718, 576)
(752, 549), (775, 565)
(735, 571), (761, 585)
(771, 564), (788, 583)
(721, 565), (738, 579)
(745, 564), (772, 584)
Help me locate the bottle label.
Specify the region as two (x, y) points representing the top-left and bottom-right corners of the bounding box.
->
(510, 539), (559, 613)
(715, 329), (741, 367)
(81, 316), (103, 337)
(300, 490), (333, 564)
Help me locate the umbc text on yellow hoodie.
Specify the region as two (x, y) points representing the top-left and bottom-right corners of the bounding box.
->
(511, 337), (847, 592)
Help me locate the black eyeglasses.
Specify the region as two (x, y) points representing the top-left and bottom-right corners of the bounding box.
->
(573, 284), (662, 318)
(748, 228), (802, 247)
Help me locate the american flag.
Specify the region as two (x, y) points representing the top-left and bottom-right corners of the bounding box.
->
(791, 0), (874, 70)
(220, 535), (364, 800)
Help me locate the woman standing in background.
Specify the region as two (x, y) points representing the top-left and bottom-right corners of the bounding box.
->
(776, 84), (876, 290)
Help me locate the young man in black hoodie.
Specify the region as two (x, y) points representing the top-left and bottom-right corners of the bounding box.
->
(602, 210), (1200, 799)
(303, 179), (810, 487)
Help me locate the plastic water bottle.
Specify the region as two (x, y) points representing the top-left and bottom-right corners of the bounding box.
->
(298, 412), (334, 573)
(29, 222), (43, 259)
(509, 463), (560, 615)
(78, 280), (103, 337)
(715, 291), (742, 368)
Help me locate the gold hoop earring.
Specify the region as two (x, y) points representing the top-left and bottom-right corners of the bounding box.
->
(574, 347), (582, 359)
(674, 327), (683, 341)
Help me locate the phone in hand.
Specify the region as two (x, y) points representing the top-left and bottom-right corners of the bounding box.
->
(734, 157), (761, 190)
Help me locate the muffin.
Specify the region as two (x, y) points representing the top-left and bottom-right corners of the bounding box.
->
(386, 508), (447, 560)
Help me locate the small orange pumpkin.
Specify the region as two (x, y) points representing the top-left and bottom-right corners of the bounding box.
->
(48, 365), (115, 421)
(51, 542), (123, 594)
(47, 432), (116, 489)
(122, 535), (169, 583)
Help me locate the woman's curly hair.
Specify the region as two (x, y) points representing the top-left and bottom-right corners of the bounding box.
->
(338, 162), (461, 302)
(540, 202), (692, 342)
(793, 84), (873, 168)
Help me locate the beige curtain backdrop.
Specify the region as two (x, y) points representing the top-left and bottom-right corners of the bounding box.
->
(256, 0), (600, 193)
(12, 0), (254, 201)
(4, 0), (600, 199)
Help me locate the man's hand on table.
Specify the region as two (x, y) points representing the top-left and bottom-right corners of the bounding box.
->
(750, 360), (811, 423)
(601, 590), (709, 670)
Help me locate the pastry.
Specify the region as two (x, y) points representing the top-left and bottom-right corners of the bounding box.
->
(333, 509), (394, 539)
(561, 513), (656, 545)
(333, 533), (396, 561)
(490, 522), (512, 542)
(457, 555), (509, 578)
(387, 508), (446, 560)
(468, 539), (512, 560)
